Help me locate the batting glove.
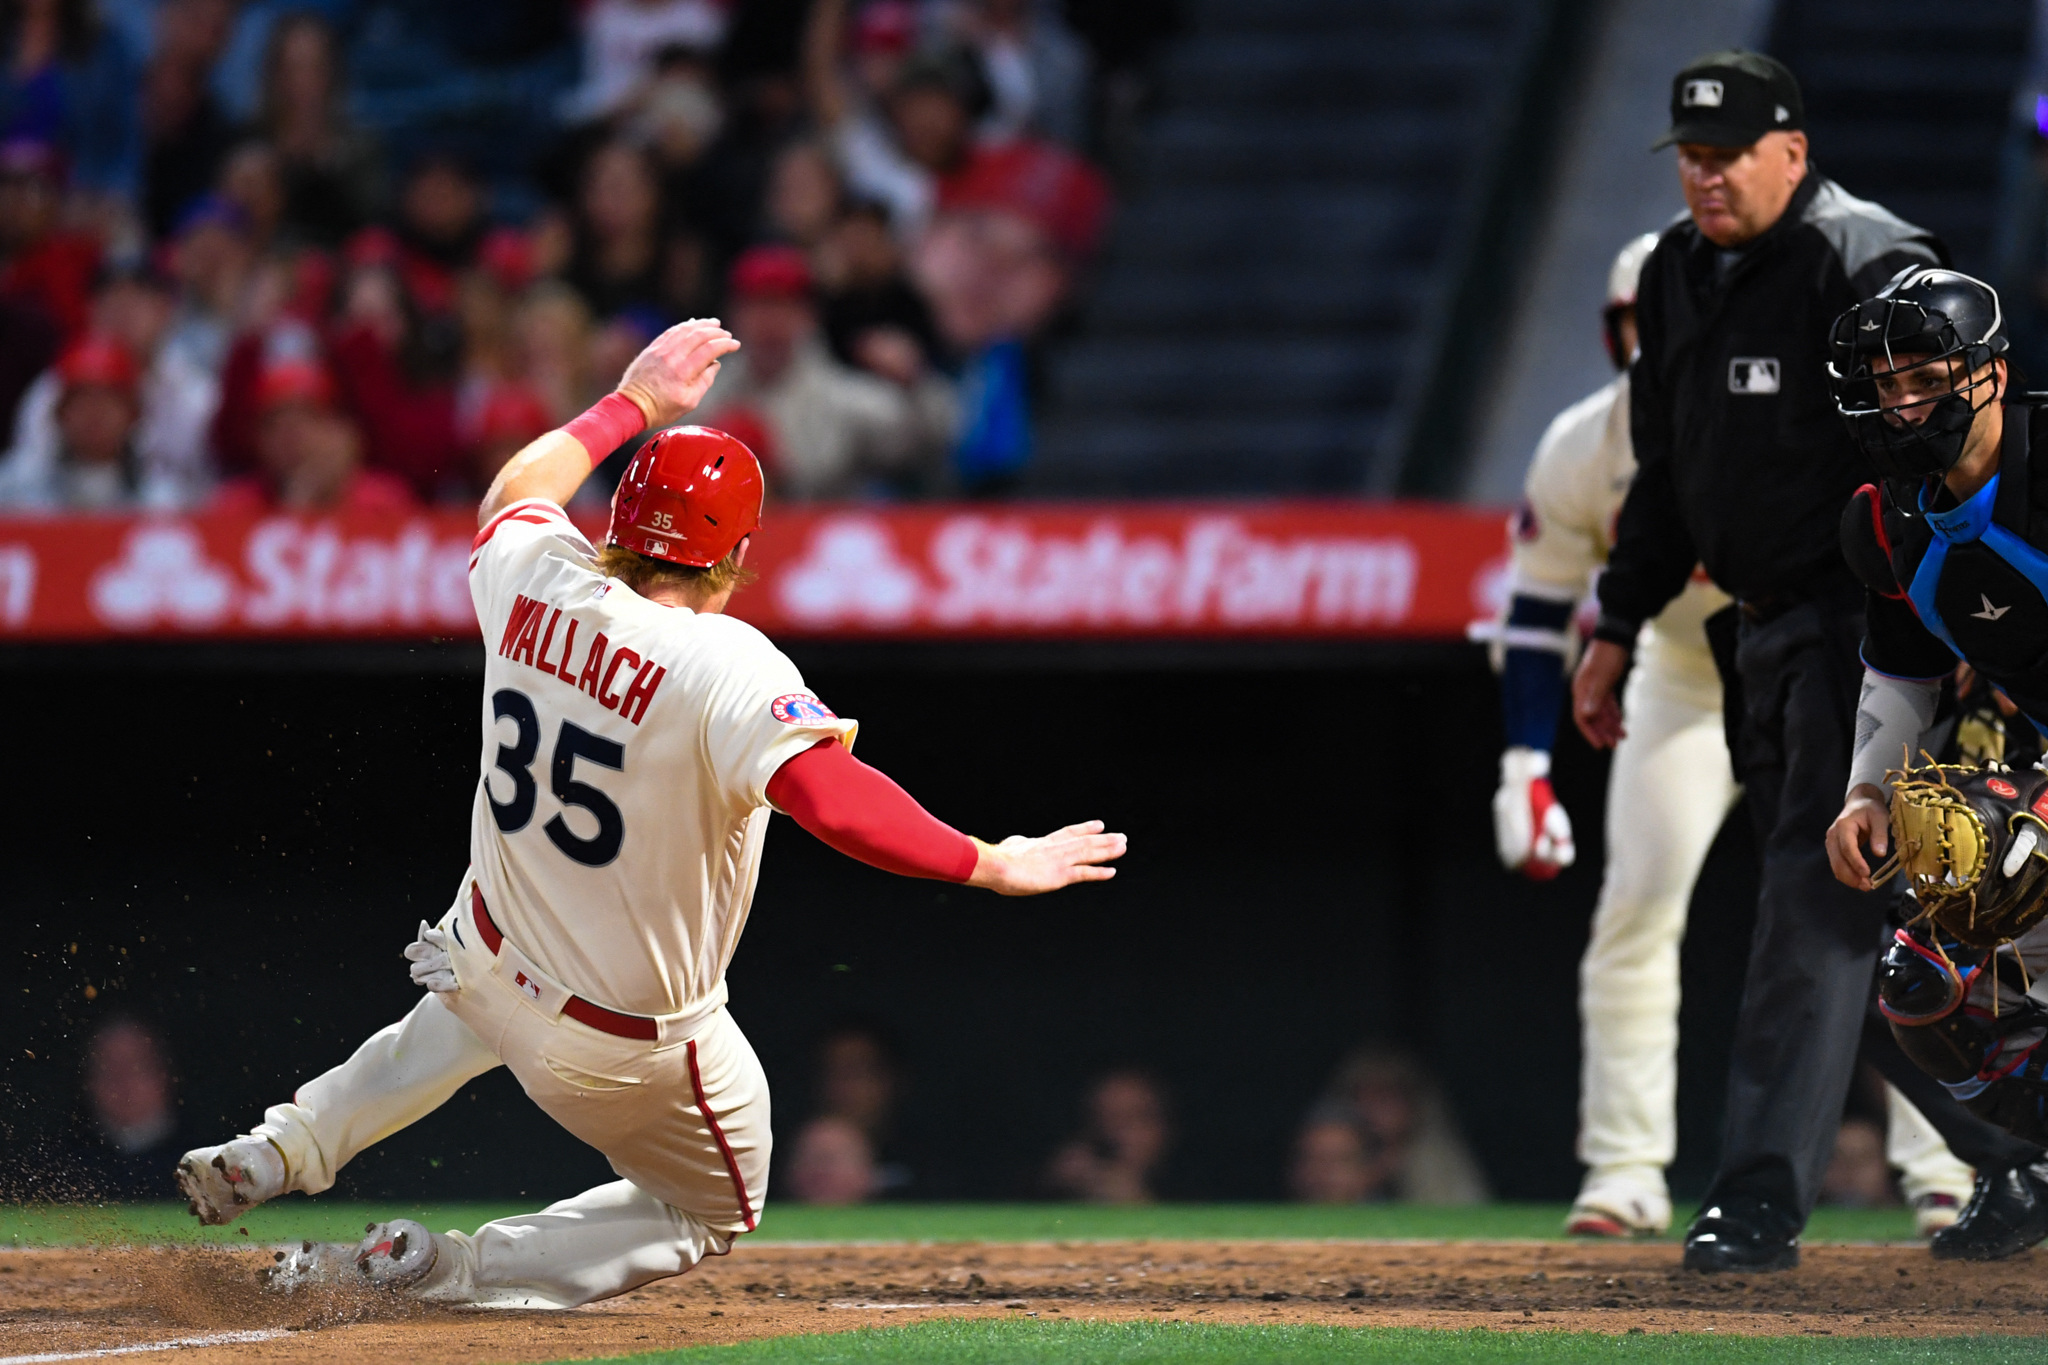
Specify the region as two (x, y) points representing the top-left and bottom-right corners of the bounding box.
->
(404, 919), (458, 993)
(1493, 746), (1575, 879)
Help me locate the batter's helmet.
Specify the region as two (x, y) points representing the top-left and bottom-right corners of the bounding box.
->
(1606, 232), (1658, 309)
(1830, 266), (2009, 480)
(1602, 232), (1659, 369)
(608, 425), (764, 568)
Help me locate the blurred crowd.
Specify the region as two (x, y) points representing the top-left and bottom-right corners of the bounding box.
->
(70, 1014), (1495, 1205)
(781, 1030), (1493, 1206)
(69, 1017), (1924, 1209)
(0, 0), (1136, 518)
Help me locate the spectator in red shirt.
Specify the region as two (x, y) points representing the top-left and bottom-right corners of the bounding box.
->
(325, 247), (461, 498)
(0, 136), (98, 342)
(211, 360), (414, 514)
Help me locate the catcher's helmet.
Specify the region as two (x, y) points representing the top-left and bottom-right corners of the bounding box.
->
(1602, 232), (1659, 369)
(1829, 266), (2008, 480)
(607, 424), (764, 568)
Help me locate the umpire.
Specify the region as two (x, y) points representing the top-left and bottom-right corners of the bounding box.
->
(1570, 51), (2045, 1271)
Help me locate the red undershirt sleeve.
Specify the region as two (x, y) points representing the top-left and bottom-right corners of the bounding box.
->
(765, 739), (981, 883)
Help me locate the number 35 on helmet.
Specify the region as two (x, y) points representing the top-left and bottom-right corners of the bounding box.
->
(608, 426), (765, 568)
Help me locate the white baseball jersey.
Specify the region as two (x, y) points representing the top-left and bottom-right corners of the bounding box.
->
(465, 498), (857, 1019)
(1511, 371), (1728, 697)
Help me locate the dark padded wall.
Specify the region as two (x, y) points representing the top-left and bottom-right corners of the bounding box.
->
(0, 653), (1756, 1205)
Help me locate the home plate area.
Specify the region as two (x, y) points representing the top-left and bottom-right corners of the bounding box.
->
(3, 1239), (2047, 1363)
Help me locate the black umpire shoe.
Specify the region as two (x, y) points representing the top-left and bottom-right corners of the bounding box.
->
(1931, 1161), (2048, 1261)
(1681, 1194), (1800, 1273)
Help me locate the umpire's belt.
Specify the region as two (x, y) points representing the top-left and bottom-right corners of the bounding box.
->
(469, 884), (659, 1041)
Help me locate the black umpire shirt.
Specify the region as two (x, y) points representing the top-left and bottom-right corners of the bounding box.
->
(1594, 170), (1945, 641)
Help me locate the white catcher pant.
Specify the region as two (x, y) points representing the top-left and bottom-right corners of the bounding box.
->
(1577, 652), (1971, 1199)
(251, 885), (770, 1308)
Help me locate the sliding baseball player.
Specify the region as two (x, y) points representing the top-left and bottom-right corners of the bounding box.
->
(173, 319), (1124, 1306)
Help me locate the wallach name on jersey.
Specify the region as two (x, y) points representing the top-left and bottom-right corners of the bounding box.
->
(497, 592), (667, 724)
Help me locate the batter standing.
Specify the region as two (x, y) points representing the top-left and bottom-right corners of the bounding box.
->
(173, 319), (1125, 1307)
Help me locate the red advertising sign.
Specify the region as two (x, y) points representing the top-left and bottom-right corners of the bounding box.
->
(0, 503), (1510, 643)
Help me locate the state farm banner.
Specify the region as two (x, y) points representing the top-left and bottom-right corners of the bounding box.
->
(0, 503), (1510, 643)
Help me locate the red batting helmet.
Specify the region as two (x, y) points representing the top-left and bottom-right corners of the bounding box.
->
(608, 425), (764, 568)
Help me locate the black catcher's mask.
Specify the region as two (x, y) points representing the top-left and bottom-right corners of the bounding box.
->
(1829, 266), (2009, 481)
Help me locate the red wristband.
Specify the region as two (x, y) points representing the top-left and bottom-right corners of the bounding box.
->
(562, 393), (648, 468)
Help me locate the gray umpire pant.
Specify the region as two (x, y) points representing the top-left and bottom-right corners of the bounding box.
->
(1703, 586), (2041, 1222)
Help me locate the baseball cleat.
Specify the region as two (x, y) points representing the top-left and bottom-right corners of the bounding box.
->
(1563, 1208), (1631, 1238)
(1566, 1169), (1671, 1237)
(175, 1137), (287, 1225)
(1912, 1191), (1964, 1237)
(1930, 1162), (2048, 1261)
(263, 1219), (439, 1294)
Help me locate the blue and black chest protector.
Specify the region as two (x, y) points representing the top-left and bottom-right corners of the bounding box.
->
(1872, 404), (2048, 727)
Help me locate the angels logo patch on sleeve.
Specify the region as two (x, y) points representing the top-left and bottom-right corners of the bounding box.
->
(1511, 501), (1541, 542)
(770, 693), (838, 724)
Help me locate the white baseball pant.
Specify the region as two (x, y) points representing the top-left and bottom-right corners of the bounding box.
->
(252, 887), (769, 1308)
(1576, 650), (1971, 1198)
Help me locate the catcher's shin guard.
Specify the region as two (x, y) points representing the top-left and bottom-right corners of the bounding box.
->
(1958, 1045), (2048, 1148)
(1884, 925), (2048, 1145)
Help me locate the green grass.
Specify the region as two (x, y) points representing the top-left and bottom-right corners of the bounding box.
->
(0, 1201), (1922, 1248)
(562, 1320), (2046, 1363)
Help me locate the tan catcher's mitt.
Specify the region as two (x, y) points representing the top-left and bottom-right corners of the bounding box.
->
(1879, 760), (2048, 949)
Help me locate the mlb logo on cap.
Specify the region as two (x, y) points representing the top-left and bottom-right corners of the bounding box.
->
(1654, 50), (1803, 150)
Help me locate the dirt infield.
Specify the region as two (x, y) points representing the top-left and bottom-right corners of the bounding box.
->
(2, 1239), (2045, 1362)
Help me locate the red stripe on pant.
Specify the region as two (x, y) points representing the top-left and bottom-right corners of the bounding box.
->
(688, 1038), (756, 1232)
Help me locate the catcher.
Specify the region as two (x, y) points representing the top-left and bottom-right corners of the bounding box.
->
(1826, 266), (2048, 1258)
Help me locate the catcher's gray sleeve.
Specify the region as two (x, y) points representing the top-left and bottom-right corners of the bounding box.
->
(1849, 668), (1941, 796)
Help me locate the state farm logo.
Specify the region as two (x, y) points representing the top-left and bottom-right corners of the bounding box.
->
(241, 520), (472, 628)
(778, 516), (922, 626)
(774, 513), (1418, 631)
(86, 519), (476, 632)
(90, 524), (235, 628)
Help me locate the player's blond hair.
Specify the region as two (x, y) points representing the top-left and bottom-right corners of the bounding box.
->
(595, 544), (754, 599)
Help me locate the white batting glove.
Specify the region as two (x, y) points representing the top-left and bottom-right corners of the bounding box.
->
(403, 920), (458, 993)
(1493, 746), (1575, 880)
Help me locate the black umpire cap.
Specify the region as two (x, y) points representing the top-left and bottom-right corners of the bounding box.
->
(1653, 50), (1803, 150)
